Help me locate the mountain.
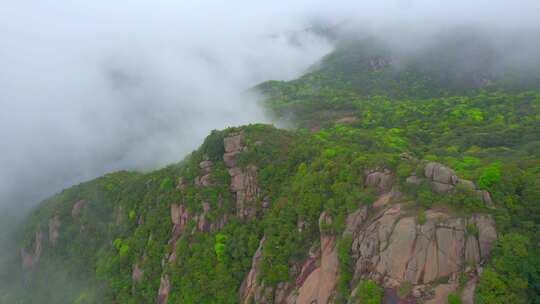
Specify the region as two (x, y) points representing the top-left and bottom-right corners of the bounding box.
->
(2, 29), (540, 304)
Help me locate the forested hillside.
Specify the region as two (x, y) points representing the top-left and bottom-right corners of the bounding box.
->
(1, 30), (539, 304)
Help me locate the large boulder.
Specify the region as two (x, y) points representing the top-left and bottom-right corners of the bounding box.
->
(351, 206), (496, 286)
(365, 170), (393, 192)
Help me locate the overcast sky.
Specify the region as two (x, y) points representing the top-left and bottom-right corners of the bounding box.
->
(1, 0), (539, 211)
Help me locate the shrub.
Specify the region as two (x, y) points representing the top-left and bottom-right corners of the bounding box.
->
(355, 280), (383, 304)
(448, 292), (460, 304)
(417, 189), (434, 209)
(477, 163), (501, 190)
(201, 130), (225, 161)
(417, 209), (426, 225)
(466, 224), (479, 238)
(397, 281), (412, 298)
(160, 177), (173, 191)
(336, 236), (353, 303)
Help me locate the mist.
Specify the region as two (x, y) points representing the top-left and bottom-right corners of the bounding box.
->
(1, 0), (540, 213)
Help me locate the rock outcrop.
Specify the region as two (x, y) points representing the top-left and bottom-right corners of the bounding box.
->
(365, 169), (394, 192)
(223, 133), (244, 168)
(239, 237), (265, 304)
(236, 161), (496, 304)
(294, 212), (339, 304)
(21, 230), (43, 271)
(229, 165), (258, 220)
(71, 200), (85, 218)
(421, 162), (494, 207)
(223, 133), (259, 220)
(48, 214), (61, 247)
(461, 277), (478, 304)
(157, 274), (170, 304)
(132, 263), (143, 283)
(193, 201), (211, 233)
(167, 204), (189, 263)
(350, 205), (496, 298)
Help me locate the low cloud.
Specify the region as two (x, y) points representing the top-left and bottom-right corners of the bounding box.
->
(1, 0), (539, 211)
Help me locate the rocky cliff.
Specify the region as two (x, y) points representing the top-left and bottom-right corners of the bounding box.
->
(11, 126), (503, 304)
(239, 162), (497, 304)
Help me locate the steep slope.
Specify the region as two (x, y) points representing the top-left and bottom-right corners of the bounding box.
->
(2, 30), (540, 304)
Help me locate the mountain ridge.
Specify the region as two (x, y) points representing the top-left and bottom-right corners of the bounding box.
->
(1, 30), (540, 304)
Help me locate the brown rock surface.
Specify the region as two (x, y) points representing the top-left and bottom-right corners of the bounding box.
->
(472, 215), (497, 259)
(425, 283), (457, 304)
(224, 133), (243, 153)
(351, 204), (496, 286)
(48, 215), (61, 247)
(21, 231), (43, 271)
(157, 275), (170, 304)
(240, 237), (265, 304)
(365, 170), (393, 192)
(132, 263), (143, 282)
(168, 204), (188, 263)
(229, 165), (258, 220)
(461, 277), (478, 304)
(71, 200), (85, 217)
(295, 213), (338, 304)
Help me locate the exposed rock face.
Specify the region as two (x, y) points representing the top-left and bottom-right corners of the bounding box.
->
(223, 133), (244, 168)
(176, 177), (187, 191)
(344, 207), (368, 236)
(335, 116), (358, 125)
(405, 175), (423, 186)
(171, 204), (189, 227)
(461, 277), (478, 304)
(224, 133), (243, 153)
(132, 263), (143, 283)
(351, 206), (496, 287)
(199, 160), (213, 173)
(229, 165), (258, 220)
(21, 230), (43, 271)
(425, 283), (457, 304)
(195, 174), (212, 187)
(365, 170), (393, 192)
(239, 237), (265, 304)
(222, 133), (259, 220)
(157, 275), (170, 304)
(168, 204), (189, 263)
(472, 215), (497, 259)
(71, 200), (85, 218)
(373, 189), (401, 209)
(196, 202), (211, 233)
(295, 212), (338, 304)
(48, 215), (61, 247)
(422, 162), (495, 208)
(233, 164), (496, 304)
(424, 161), (459, 193)
(425, 162), (458, 185)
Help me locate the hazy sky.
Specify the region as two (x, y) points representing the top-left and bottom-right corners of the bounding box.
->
(1, 0), (539, 211)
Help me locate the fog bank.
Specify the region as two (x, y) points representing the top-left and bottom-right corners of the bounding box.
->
(1, 0), (540, 212)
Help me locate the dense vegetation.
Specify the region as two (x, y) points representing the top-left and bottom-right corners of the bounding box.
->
(1, 31), (540, 303)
